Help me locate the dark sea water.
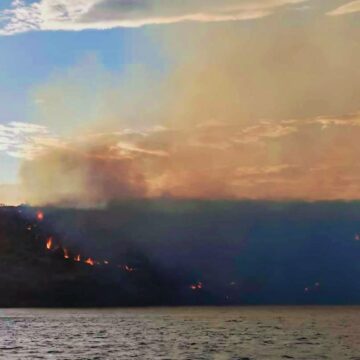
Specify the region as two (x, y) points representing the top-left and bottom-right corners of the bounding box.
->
(0, 307), (359, 359)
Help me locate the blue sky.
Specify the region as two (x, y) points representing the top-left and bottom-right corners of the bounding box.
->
(0, 26), (164, 121)
(0, 16), (165, 184)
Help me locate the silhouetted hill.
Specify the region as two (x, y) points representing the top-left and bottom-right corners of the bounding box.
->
(0, 200), (360, 306)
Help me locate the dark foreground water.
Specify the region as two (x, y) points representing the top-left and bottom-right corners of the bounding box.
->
(0, 307), (359, 359)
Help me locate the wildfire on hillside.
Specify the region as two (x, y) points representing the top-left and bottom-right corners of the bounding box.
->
(30, 209), (206, 294)
(36, 211), (44, 222)
(85, 258), (95, 266)
(190, 282), (203, 290)
(46, 237), (53, 250)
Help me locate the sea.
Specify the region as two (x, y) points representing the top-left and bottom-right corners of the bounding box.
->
(0, 307), (359, 359)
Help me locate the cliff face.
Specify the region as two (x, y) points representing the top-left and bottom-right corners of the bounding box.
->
(0, 200), (360, 307)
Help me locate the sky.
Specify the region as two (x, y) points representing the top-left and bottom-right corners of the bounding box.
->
(0, 0), (359, 205)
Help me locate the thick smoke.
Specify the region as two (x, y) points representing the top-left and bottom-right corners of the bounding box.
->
(20, 139), (147, 206)
(20, 14), (360, 206)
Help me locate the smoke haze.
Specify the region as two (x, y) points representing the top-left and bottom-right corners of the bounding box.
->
(19, 9), (360, 206)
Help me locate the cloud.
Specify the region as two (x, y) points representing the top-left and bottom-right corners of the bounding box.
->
(0, 0), (310, 35)
(233, 122), (298, 144)
(0, 122), (62, 159)
(327, 0), (360, 16)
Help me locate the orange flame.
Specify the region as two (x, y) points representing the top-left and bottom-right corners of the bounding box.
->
(190, 282), (203, 290)
(36, 211), (44, 221)
(85, 258), (95, 266)
(74, 254), (81, 262)
(46, 237), (53, 250)
(63, 248), (70, 259)
(124, 265), (135, 272)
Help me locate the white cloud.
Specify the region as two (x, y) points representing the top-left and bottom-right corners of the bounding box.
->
(233, 122), (298, 144)
(116, 141), (169, 158)
(327, 0), (360, 16)
(0, 0), (310, 35)
(0, 122), (62, 159)
(236, 164), (295, 176)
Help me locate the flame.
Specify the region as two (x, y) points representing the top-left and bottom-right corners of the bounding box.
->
(36, 218), (141, 272)
(36, 211), (44, 221)
(85, 258), (95, 266)
(46, 237), (53, 250)
(124, 265), (135, 272)
(190, 281), (203, 290)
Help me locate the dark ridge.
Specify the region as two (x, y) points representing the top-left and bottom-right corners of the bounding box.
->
(0, 200), (360, 307)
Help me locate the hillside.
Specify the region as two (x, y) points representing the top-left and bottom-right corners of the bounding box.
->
(0, 200), (360, 306)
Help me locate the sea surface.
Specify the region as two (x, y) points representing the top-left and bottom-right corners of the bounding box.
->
(0, 307), (359, 359)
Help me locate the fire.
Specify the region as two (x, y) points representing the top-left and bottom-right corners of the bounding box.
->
(39, 227), (135, 273)
(124, 265), (135, 272)
(46, 237), (53, 250)
(36, 211), (44, 221)
(85, 258), (95, 266)
(35, 216), (143, 274)
(190, 281), (203, 290)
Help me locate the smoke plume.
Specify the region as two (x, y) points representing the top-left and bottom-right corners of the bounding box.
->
(19, 13), (360, 206)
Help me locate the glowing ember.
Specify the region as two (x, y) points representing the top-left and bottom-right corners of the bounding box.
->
(124, 265), (135, 272)
(190, 282), (203, 290)
(63, 248), (70, 259)
(74, 255), (81, 262)
(85, 258), (95, 266)
(46, 237), (53, 250)
(36, 211), (44, 221)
